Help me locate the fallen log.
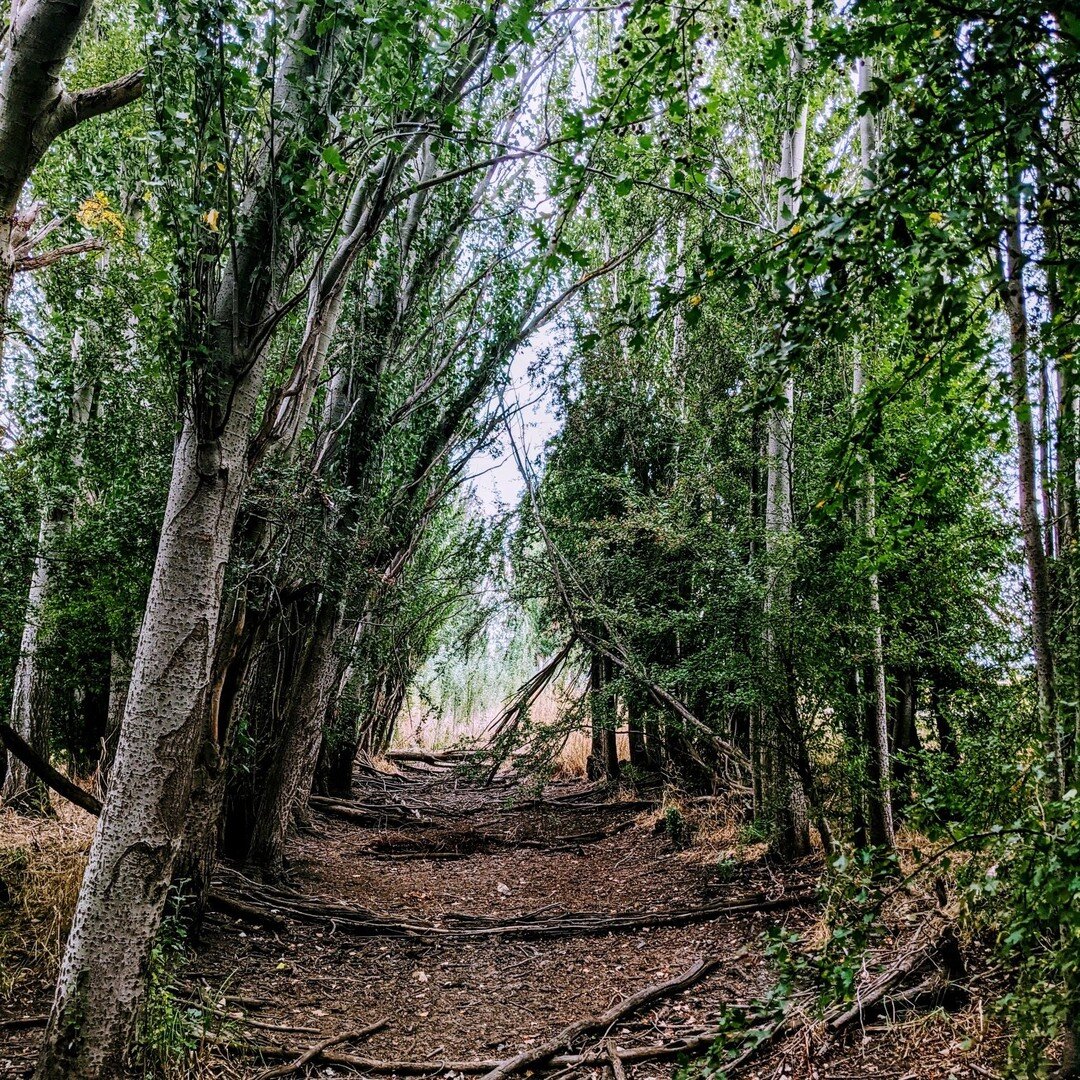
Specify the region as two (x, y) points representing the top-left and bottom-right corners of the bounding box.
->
(479, 957), (718, 1080)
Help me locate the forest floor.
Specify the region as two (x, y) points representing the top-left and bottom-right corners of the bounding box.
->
(1, 760), (1011, 1079)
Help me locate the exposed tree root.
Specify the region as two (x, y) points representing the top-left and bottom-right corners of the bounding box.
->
(213, 867), (816, 941)
(251, 1017), (387, 1079)
(206, 890), (288, 930)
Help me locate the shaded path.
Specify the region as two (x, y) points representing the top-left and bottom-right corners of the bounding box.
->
(196, 765), (813, 1077)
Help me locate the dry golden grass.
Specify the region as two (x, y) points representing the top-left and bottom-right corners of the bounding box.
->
(553, 729), (631, 777)
(0, 797), (92, 999)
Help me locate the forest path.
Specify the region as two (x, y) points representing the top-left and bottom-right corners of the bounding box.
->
(193, 763), (817, 1079)
(0, 762), (1006, 1078)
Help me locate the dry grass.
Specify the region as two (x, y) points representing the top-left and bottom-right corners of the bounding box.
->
(0, 797), (92, 1000)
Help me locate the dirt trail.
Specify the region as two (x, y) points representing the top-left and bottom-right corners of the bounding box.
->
(0, 763), (1006, 1077)
(196, 771), (804, 1076)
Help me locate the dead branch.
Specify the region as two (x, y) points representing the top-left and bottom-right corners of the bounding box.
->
(0, 721), (102, 815)
(213, 874), (816, 942)
(0, 1015), (47, 1030)
(206, 891), (287, 931)
(251, 1017), (388, 1079)
(15, 237), (105, 272)
(604, 1038), (627, 1080)
(479, 957), (719, 1080)
(713, 922), (959, 1074)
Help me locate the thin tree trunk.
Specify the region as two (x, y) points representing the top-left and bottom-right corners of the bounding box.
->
(849, 56), (896, 853)
(761, 0), (812, 859)
(2, 512), (58, 813)
(4, 329), (95, 813)
(247, 602), (342, 877)
(1002, 198), (1061, 795)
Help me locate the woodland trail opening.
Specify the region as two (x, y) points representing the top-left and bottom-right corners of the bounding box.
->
(0, 754), (985, 1078)
(0, 752), (1008, 1077)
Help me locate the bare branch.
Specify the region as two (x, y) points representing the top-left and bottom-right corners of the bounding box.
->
(15, 237), (104, 272)
(50, 71), (145, 137)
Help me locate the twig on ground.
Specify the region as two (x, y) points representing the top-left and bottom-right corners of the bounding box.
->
(479, 957), (719, 1080)
(250, 1017), (389, 1079)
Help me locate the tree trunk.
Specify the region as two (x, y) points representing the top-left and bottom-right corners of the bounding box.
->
(247, 602), (342, 877)
(2, 513), (59, 814)
(5, 327), (95, 812)
(761, 1), (812, 859)
(35, 408), (258, 1077)
(849, 55), (896, 854)
(587, 652), (618, 781)
(1002, 198), (1060, 794)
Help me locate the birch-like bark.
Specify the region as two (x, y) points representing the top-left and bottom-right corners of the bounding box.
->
(4, 329), (95, 813)
(2, 512), (58, 812)
(34, 11), (314, 1070)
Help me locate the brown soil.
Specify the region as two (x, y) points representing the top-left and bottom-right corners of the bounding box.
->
(0, 768), (1009, 1078)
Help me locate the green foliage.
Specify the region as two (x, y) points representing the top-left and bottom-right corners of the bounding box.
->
(663, 804), (692, 850)
(137, 893), (206, 1077)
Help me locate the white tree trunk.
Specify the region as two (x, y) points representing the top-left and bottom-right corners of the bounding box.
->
(35, 394), (260, 1076)
(2, 512), (58, 812)
(4, 327), (95, 813)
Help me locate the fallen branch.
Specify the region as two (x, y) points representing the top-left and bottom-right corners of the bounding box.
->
(0, 739), (284, 932)
(210, 1029), (732, 1075)
(388, 749), (475, 765)
(479, 957), (718, 1080)
(0, 1015), (47, 1030)
(0, 722), (102, 815)
(206, 891), (287, 931)
(252, 1017), (388, 1079)
(604, 1038), (627, 1080)
(214, 877), (816, 942)
(710, 922), (957, 1075)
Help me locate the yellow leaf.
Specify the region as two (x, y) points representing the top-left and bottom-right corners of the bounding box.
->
(204, 208), (220, 232)
(928, 211), (944, 226)
(790, 222), (802, 236)
(688, 294), (702, 307)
